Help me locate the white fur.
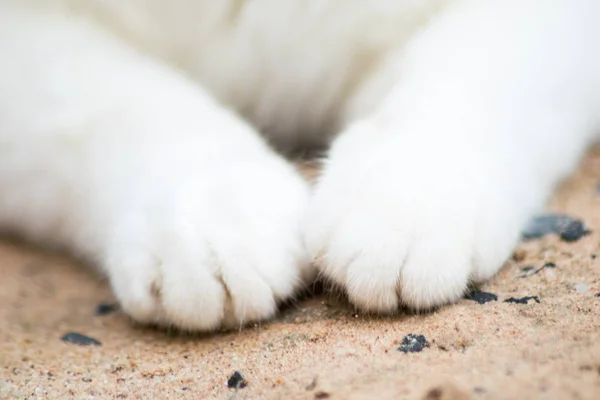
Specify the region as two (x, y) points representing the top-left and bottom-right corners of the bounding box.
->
(0, 0), (598, 329)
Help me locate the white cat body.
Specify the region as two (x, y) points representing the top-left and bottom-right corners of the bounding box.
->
(1, 0), (599, 329)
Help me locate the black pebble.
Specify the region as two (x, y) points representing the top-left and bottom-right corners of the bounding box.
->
(227, 371), (247, 389)
(398, 334), (429, 353)
(61, 332), (102, 346)
(522, 214), (573, 239)
(504, 296), (540, 305)
(595, 293), (600, 297)
(522, 214), (590, 242)
(559, 220), (590, 242)
(464, 291), (498, 304)
(95, 303), (118, 316)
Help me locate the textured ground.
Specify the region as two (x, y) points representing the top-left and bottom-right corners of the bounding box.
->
(1, 148), (600, 400)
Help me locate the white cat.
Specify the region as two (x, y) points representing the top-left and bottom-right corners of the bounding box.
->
(1, 0), (599, 330)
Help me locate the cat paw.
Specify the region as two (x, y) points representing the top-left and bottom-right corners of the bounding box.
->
(304, 123), (527, 312)
(100, 158), (312, 331)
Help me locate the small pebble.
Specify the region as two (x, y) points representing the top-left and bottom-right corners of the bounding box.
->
(227, 371), (247, 389)
(314, 392), (331, 399)
(60, 332), (102, 346)
(305, 376), (318, 391)
(522, 214), (573, 239)
(95, 303), (118, 316)
(559, 220), (590, 242)
(545, 268), (557, 279)
(398, 334), (429, 353)
(522, 214), (590, 242)
(464, 291), (498, 304)
(504, 296), (540, 305)
(422, 382), (470, 400)
(512, 249), (527, 262)
(595, 293), (600, 297)
(575, 284), (589, 293)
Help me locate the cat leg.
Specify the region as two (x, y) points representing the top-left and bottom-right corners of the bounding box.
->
(304, 0), (600, 312)
(0, 5), (312, 330)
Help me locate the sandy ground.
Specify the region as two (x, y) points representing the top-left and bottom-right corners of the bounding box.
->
(1, 148), (600, 400)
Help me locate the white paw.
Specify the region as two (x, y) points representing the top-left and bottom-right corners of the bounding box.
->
(99, 157), (312, 331)
(304, 122), (529, 312)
